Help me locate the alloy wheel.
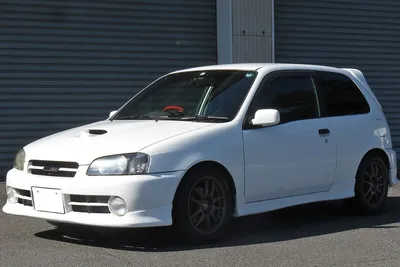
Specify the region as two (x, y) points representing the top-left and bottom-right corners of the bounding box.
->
(187, 176), (227, 235)
(363, 162), (385, 207)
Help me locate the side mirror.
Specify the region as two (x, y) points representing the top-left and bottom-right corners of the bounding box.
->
(251, 109), (280, 127)
(109, 110), (117, 118)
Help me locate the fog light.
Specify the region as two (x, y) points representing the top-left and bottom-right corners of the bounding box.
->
(6, 186), (17, 204)
(108, 196), (127, 216)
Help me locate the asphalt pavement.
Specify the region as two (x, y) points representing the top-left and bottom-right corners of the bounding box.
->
(2, 182), (400, 267)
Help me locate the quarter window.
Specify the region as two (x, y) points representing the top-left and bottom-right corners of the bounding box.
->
(313, 72), (370, 117)
(250, 75), (319, 124)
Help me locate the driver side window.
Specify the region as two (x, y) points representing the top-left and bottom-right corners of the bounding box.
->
(250, 74), (320, 124)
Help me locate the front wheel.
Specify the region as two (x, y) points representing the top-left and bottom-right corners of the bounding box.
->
(344, 156), (389, 215)
(172, 168), (233, 244)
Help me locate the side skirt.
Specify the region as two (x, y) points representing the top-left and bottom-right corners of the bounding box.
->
(234, 180), (355, 217)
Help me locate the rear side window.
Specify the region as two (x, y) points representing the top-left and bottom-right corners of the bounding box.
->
(313, 72), (370, 117)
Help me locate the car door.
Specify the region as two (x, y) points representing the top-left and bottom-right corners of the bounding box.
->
(242, 72), (337, 203)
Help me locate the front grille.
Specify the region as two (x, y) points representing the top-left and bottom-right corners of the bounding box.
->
(70, 195), (109, 203)
(68, 194), (111, 214)
(71, 205), (110, 213)
(18, 198), (32, 206)
(29, 160), (79, 177)
(31, 169), (76, 177)
(30, 160), (79, 169)
(14, 188), (33, 207)
(15, 188), (31, 197)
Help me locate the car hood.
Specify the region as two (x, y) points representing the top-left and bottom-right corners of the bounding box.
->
(24, 120), (213, 164)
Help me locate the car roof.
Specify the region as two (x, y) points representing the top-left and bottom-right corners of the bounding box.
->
(171, 63), (345, 74)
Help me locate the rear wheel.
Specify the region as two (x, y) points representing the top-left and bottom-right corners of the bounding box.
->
(344, 156), (389, 215)
(173, 168), (233, 244)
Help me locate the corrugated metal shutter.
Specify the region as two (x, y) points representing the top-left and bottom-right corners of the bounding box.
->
(231, 0), (273, 63)
(0, 0), (216, 177)
(275, 0), (400, 154)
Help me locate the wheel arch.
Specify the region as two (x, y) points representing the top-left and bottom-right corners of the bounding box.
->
(346, 147), (391, 214)
(355, 148), (392, 186)
(172, 160), (237, 213)
(359, 148), (390, 171)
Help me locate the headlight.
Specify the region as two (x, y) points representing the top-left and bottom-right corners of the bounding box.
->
(13, 149), (25, 171)
(87, 153), (150, 176)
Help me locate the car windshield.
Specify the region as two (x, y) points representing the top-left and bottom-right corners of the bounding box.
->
(112, 70), (258, 122)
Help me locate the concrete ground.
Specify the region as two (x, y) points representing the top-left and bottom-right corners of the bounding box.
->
(1, 182), (400, 267)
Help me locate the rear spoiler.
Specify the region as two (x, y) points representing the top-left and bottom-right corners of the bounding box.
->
(342, 68), (383, 110)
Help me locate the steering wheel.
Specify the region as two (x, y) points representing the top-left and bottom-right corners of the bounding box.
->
(163, 105), (185, 116)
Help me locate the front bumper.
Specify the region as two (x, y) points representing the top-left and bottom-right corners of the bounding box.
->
(2, 168), (183, 228)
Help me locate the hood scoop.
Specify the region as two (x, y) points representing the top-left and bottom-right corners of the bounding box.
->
(73, 129), (108, 138)
(87, 129), (107, 135)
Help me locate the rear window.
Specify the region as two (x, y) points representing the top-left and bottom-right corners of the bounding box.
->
(313, 72), (370, 117)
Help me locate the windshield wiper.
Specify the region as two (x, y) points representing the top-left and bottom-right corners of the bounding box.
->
(113, 114), (229, 122)
(180, 115), (230, 122)
(112, 114), (168, 121)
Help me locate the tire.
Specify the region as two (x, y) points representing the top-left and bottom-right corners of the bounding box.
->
(344, 155), (389, 215)
(172, 168), (233, 245)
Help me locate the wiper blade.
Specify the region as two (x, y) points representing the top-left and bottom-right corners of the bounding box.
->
(180, 115), (229, 122)
(113, 114), (229, 122)
(113, 114), (167, 120)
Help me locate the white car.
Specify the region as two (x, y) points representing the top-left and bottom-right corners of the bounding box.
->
(3, 63), (398, 244)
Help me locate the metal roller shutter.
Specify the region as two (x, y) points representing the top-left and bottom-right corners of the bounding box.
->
(0, 0), (217, 176)
(275, 0), (400, 155)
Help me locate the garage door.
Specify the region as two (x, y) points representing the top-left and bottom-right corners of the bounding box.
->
(0, 0), (217, 176)
(275, 0), (400, 155)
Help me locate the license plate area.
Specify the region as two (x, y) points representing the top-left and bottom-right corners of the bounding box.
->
(32, 187), (65, 214)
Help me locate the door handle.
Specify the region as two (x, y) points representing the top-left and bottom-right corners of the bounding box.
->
(318, 128), (330, 135)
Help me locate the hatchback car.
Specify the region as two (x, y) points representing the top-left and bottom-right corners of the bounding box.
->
(3, 63), (398, 244)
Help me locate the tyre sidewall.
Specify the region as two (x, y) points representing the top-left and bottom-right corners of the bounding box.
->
(172, 168), (233, 244)
(354, 156), (389, 214)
